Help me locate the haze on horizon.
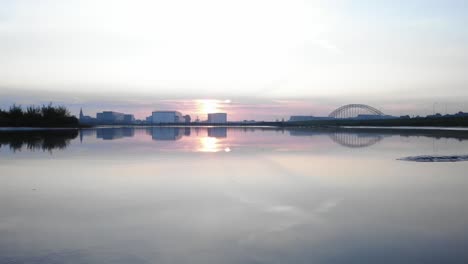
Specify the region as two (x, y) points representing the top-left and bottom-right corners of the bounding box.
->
(1, 0), (467, 120)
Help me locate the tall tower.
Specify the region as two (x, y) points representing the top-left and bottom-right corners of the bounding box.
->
(79, 108), (84, 120)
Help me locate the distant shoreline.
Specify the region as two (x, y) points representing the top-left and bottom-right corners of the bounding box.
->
(77, 115), (468, 128)
(2, 124), (468, 132)
(2, 116), (468, 130)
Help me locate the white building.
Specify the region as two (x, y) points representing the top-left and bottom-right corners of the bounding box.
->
(207, 113), (227, 123)
(151, 111), (184, 124)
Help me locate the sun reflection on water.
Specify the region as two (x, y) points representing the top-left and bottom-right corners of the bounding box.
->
(198, 137), (230, 153)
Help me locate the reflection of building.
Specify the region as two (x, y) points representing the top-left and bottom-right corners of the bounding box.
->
(207, 113), (227, 123)
(96, 128), (135, 140)
(151, 127), (184, 140)
(79, 129), (96, 142)
(151, 111), (184, 124)
(288, 130), (321, 136)
(208, 127), (227, 138)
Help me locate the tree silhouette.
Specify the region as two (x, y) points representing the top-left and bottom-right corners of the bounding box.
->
(0, 103), (78, 127)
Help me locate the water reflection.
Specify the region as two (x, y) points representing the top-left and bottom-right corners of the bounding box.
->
(198, 137), (230, 153)
(149, 127), (184, 141)
(329, 133), (383, 148)
(1, 127), (468, 264)
(288, 129), (385, 148)
(0, 130), (78, 152)
(208, 127), (227, 138)
(96, 127), (134, 140)
(287, 127), (468, 149)
(2, 127), (468, 154)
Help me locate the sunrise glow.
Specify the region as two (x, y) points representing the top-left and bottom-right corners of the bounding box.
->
(197, 99), (220, 114)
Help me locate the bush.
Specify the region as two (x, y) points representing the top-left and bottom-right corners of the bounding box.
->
(0, 103), (78, 127)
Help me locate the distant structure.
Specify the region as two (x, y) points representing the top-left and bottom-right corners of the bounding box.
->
(427, 111), (468, 119)
(242, 120), (256, 123)
(289, 116), (332, 122)
(124, 114), (135, 123)
(328, 104), (389, 119)
(145, 115), (152, 124)
(79, 108), (96, 124)
(151, 111), (184, 124)
(97, 111), (125, 122)
(96, 111), (135, 124)
(183, 115), (191, 123)
(207, 113), (227, 123)
(288, 104), (396, 122)
(454, 111), (468, 117)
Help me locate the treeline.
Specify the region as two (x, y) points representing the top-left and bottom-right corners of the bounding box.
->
(0, 103), (78, 127)
(288, 116), (468, 127)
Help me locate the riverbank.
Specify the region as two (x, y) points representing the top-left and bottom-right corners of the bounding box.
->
(286, 115), (468, 127)
(2, 115), (468, 131)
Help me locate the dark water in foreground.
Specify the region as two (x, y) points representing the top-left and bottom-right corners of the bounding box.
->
(1, 127), (468, 264)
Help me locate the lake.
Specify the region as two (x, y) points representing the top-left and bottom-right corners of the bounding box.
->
(1, 127), (468, 264)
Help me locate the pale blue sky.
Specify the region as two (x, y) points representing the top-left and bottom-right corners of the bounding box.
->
(0, 0), (467, 119)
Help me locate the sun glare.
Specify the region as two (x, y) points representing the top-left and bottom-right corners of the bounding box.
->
(198, 137), (231, 153)
(197, 99), (221, 114)
(198, 137), (219, 152)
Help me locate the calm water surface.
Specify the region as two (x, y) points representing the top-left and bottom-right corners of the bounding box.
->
(1, 127), (468, 264)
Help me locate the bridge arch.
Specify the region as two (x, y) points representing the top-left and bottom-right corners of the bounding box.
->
(329, 104), (384, 119)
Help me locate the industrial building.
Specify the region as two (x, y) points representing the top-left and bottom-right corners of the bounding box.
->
(288, 116), (332, 122)
(207, 113), (227, 123)
(96, 111), (125, 123)
(183, 115), (191, 123)
(151, 111), (184, 124)
(145, 116), (152, 124)
(94, 111), (136, 124)
(124, 114), (135, 123)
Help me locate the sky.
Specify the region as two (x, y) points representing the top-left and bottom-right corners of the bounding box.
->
(0, 0), (467, 120)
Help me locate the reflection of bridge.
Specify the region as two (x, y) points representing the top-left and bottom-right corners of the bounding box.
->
(329, 132), (383, 148)
(288, 128), (385, 148)
(329, 104), (384, 119)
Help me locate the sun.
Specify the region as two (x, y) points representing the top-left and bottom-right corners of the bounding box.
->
(197, 99), (220, 114)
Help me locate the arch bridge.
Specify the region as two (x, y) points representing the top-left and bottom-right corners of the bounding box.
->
(329, 104), (384, 119)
